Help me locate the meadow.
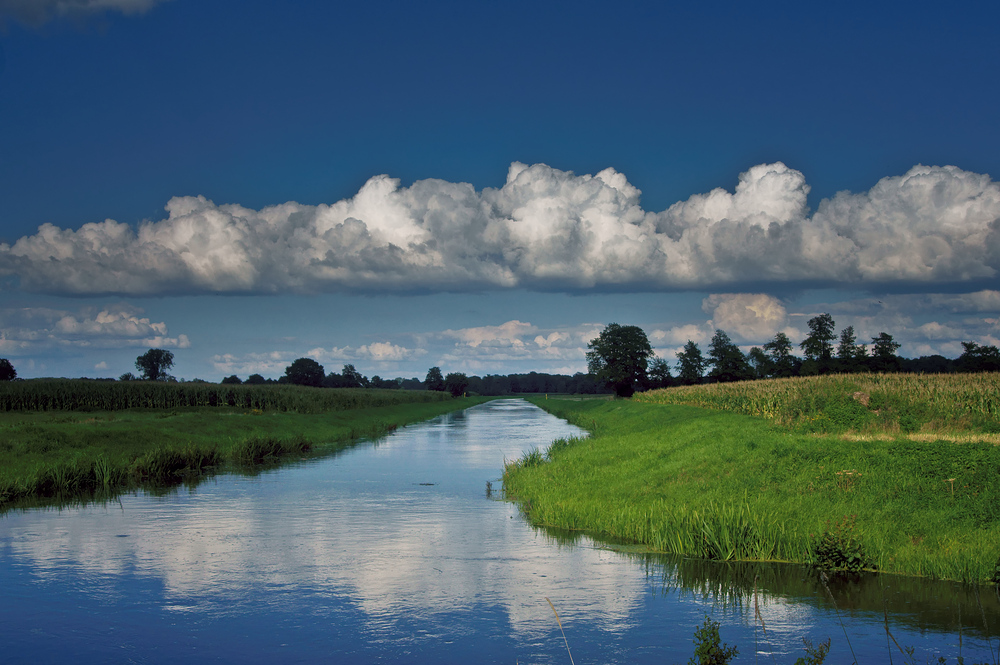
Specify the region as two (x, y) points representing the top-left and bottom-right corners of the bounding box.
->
(0, 379), (484, 508)
(503, 375), (1000, 583)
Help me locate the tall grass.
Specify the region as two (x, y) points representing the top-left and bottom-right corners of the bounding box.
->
(504, 397), (1000, 583)
(635, 373), (1000, 435)
(0, 379), (450, 414)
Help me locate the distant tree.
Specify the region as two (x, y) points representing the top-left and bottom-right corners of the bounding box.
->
(707, 329), (751, 383)
(425, 367), (446, 391)
(118, 372), (137, 381)
(369, 375), (400, 390)
(586, 323), (654, 397)
(0, 358), (15, 381)
(283, 357), (325, 387)
(676, 340), (706, 385)
(340, 364), (369, 388)
(900, 355), (955, 374)
(444, 372), (470, 397)
(869, 332), (902, 372)
(646, 357), (673, 389)
(245, 373), (266, 385)
(746, 347), (771, 379)
(221, 375), (242, 384)
(763, 332), (800, 378)
(957, 342), (1000, 373)
(135, 348), (175, 381)
(400, 377), (424, 390)
(800, 314), (836, 363)
(836, 326), (857, 361)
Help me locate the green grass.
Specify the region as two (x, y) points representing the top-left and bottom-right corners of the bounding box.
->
(0, 394), (492, 508)
(503, 396), (1000, 583)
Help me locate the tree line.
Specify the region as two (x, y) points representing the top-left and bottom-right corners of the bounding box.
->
(2, 313), (997, 395)
(586, 315), (1000, 397)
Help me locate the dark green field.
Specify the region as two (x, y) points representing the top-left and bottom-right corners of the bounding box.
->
(0, 380), (489, 508)
(503, 394), (1000, 583)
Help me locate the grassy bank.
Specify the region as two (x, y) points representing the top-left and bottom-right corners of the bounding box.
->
(0, 386), (490, 508)
(502, 394), (1000, 583)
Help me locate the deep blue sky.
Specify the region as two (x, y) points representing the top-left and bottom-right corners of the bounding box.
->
(1, 0), (998, 380)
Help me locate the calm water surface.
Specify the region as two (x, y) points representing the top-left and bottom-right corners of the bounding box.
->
(1, 399), (996, 663)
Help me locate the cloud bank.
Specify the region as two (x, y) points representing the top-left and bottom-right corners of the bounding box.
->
(3, 162), (999, 296)
(0, 0), (167, 26)
(0, 303), (188, 356)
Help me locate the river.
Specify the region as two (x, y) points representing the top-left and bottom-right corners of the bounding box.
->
(1, 399), (996, 663)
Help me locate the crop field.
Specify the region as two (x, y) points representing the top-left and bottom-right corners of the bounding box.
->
(0, 379), (452, 413)
(635, 372), (1000, 436)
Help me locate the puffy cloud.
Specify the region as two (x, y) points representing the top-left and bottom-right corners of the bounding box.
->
(0, 303), (188, 353)
(307, 342), (424, 364)
(0, 0), (167, 26)
(211, 351), (292, 376)
(5, 162), (1000, 296)
(703, 293), (788, 341)
(443, 320), (537, 348)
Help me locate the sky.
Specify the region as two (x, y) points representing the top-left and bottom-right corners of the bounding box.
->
(0, 0), (999, 381)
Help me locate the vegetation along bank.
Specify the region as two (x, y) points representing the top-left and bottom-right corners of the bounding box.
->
(503, 375), (1000, 583)
(0, 379), (489, 509)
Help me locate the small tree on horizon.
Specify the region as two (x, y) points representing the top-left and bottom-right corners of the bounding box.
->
(586, 323), (654, 397)
(283, 358), (325, 387)
(135, 348), (175, 381)
(444, 372), (469, 397)
(0, 358), (16, 381)
(676, 340), (706, 385)
(425, 367), (446, 391)
(707, 329), (751, 383)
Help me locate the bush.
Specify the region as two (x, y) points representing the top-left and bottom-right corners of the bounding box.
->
(811, 515), (872, 572)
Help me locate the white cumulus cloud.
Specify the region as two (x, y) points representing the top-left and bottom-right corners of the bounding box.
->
(4, 162), (1000, 296)
(0, 303), (188, 353)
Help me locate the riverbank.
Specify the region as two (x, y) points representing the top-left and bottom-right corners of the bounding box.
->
(1, 391), (492, 508)
(503, 395), (1000, 583)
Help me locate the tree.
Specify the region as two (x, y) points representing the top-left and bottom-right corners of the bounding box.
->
(444, 372), (469, 397)
(746, 347), (771, 379)
(221, 375), (242, 384)
(676, 340), (706, 385)
(0, 358), (16, 381)
(957, 341), (1000, 373)
(283, 357), (325, 387)
(869, 332), (901, 372)
(763, 332), (799, 378)
(646, 357), (673, 389)
(836, 326), (868, 372)
(340, 364), (369, 388)
(586, 323), (654, 397)
(118, 372), (137, 381)
(800, 314), (836, 362)
(245, 373), (266, 385)
(135, 348), (175, 381)
(707, 329), (751, 383)
(425, 367), (446, 391)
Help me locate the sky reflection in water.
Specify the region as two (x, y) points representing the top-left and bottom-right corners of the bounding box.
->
(1, 399), (996, 663)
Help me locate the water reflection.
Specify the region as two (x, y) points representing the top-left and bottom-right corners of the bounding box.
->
(2, 399), (996, 663)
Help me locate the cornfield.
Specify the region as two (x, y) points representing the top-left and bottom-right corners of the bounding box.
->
(0, 379), (451, 414)
(634, 373), (1000, 434)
